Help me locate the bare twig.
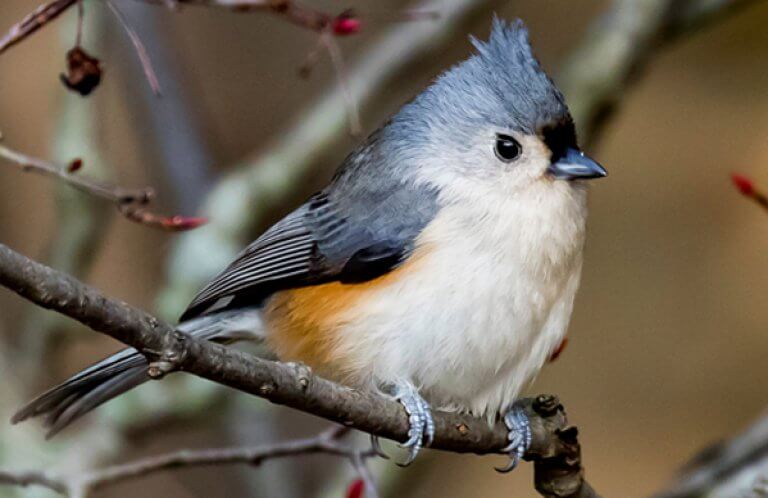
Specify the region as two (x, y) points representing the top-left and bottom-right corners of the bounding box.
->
(0, 426), (382, 497)
(731, 173), (768, 213)
(0, 243), (598, 498)
(106, 1), (163, 96)
(0, 0), (428, 148)
(0, 0), (78, 55)
(153, 0), (340, 32)
(74, 0), (84, 47)
(114, 3), (216, 215)
(0, 140), (151, 203)
(0, 0), (347, 55)
(0, 141), (206, 231)
(319, 29), (361, 136)
(559, 0), (764, 148)
(0, 469), (69, 495)
(350, 451), (380, 498)
(654, 413), (768, 498)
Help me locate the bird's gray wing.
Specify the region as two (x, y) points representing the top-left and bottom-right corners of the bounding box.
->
(180, 183), (439, 322)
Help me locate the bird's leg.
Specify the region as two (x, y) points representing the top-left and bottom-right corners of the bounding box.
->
(373, 382), (434, 466)
(496, 401), (532, 473)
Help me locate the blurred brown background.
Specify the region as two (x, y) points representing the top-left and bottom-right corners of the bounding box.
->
(1, 1), (768, 497)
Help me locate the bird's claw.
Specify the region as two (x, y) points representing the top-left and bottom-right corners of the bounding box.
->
(393, 384), (434, 466)
(495, 404), (532, 473)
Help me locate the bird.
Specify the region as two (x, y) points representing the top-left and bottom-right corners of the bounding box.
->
(12, 18), (606, 471)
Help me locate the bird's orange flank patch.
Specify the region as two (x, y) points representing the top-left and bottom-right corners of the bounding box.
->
(262, 246), (429, 381)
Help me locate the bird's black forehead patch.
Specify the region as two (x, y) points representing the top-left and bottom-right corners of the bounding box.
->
(541, 120), (578, 161)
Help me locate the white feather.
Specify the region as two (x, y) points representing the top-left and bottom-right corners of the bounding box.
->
(317, 181), (586, 420)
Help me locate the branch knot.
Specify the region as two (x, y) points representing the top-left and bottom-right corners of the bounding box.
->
(145, 329), (189, 379)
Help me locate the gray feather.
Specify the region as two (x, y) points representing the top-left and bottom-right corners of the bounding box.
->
(182, 132), (440, 320)
(11, 310), (264, 437)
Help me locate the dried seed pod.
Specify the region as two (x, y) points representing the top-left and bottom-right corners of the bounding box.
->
(60, 47), (102, 96)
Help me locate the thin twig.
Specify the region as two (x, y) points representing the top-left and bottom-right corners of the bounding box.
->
(74, 0), (84, 47)
(0, 0), (361, 56)
(731, 173), (768, 213)
(299, 29), (361, 135)
(350, 452), (380, 498)
(0, 0), (78, 55)
(0, 426), (377, 497)
(150, 0), (334, 31)
(559, 0), (765, 148)
(0, 0), (430, 151)
(654, 414), (768, 498)
(0, 141), (206, 231)
(0, 469), (69, 495)
(106, 1), (163, 96)
(0, 140), (151, 204)
(320, 29), (361, 136)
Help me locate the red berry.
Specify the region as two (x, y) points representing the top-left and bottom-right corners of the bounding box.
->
(346, 479), (365, 498)
(333, 16), (361, 35)
(67, 158), (83, 173)
(732, 173), (755, 196)
(162, 216), (208, 231)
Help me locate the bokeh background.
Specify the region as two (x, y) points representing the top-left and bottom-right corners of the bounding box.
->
(1, 0), (768, 497)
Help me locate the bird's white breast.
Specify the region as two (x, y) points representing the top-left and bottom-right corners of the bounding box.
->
(332, 181), (589, 420)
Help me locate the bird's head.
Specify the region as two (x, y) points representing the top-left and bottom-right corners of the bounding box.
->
(385, 18), (606, 198)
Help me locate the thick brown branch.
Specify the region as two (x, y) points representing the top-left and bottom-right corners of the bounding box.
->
(0, 243), (598, 498)
(0, 142), (206, 231)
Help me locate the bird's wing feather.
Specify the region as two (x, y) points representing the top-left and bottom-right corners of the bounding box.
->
(180, 181), (439, 321)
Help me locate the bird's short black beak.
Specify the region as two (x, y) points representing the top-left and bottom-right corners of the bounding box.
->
(548, 147), (607, 180)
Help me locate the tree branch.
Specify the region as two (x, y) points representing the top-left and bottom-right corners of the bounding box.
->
(0, 426), (383, 498)
(0, 0), (362, 56)
(0, 0), (77, 56)
(106, 0), (163, 96)
(654, 414), (768, 498)
(0, 0), (405, 128)
(559, 0), (764, 148)
(0, 141), (206, 232)
(0, 469), (69, 495)
(0, 242), (598, 497)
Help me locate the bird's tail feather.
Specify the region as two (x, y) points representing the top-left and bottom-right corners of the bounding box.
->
(12, 309), (264, 438)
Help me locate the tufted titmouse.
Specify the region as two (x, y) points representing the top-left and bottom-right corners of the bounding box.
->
(14, 18), (606, 470)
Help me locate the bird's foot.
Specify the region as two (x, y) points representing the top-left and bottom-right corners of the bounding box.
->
(380, 382), (433, 466)
(495, 403), (532, 473)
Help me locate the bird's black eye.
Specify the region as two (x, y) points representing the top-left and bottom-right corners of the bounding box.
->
(494, 134), (522, 162)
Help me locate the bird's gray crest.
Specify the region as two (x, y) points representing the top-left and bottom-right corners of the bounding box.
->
(395, 18), (571, 136)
